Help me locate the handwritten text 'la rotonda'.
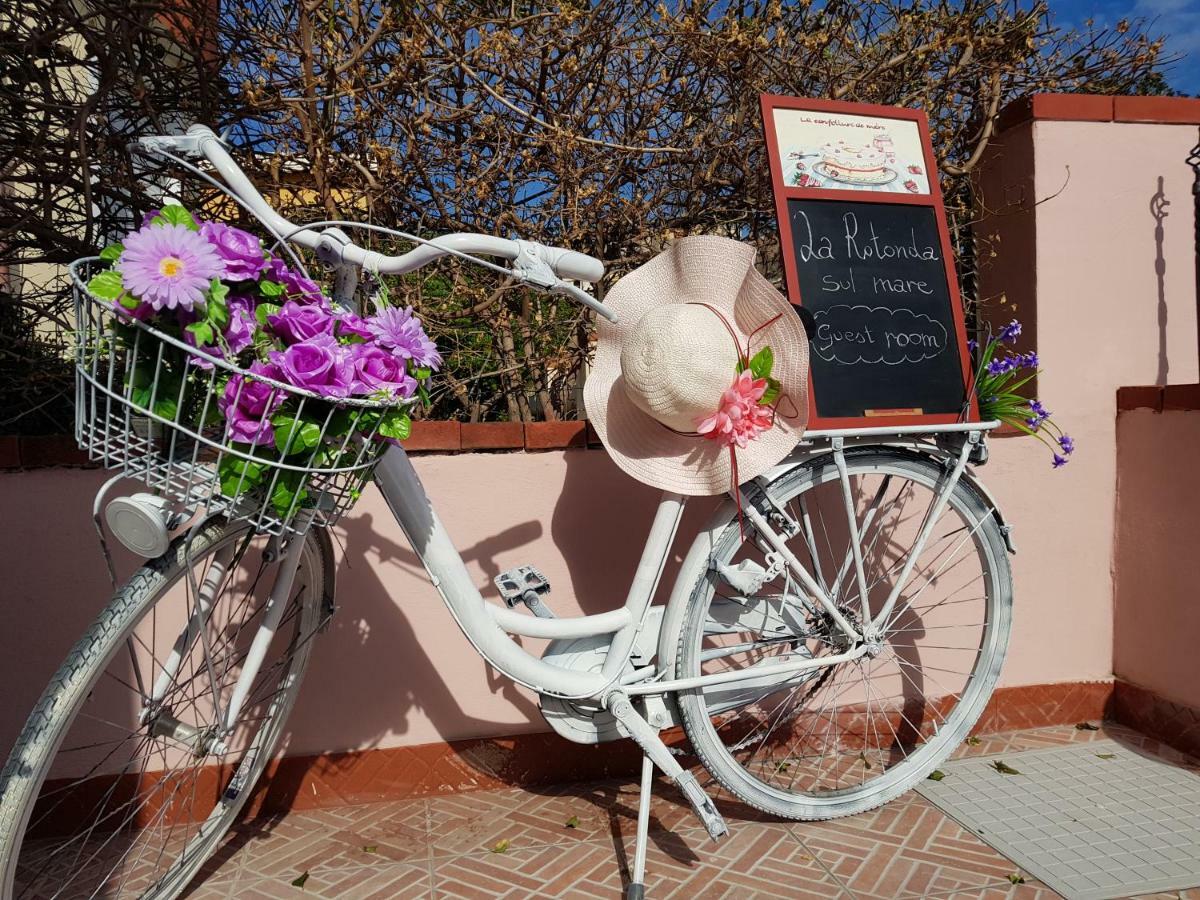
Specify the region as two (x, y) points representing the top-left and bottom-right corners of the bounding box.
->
(795, 210), (940, 297)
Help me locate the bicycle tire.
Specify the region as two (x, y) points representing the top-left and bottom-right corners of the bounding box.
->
(676, 448), (1012, 820)
(0, 519), (332, 898)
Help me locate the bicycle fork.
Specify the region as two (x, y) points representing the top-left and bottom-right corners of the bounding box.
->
(141, 512), (314, 755)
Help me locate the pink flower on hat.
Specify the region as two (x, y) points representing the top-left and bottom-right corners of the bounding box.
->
(696, 369), (774, 449)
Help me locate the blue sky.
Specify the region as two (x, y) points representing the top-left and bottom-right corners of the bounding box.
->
(1053, 0), (1200, 94)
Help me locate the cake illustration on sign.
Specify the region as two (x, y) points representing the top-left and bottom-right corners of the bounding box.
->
(815, 140), (897, 186)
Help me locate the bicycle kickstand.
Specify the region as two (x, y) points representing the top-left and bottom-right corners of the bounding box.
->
(607, 692), (728, 899)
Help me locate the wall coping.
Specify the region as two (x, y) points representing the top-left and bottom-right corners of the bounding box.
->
(1117, 384), (1200, 413)
(997, 93), (1200, 132)
(0, 422), (605, 471)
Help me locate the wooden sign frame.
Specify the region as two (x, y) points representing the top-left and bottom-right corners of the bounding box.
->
(759, 94), (979, 429)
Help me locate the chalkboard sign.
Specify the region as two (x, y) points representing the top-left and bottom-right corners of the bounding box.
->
(760, 94), (977, 428)
(787, 198), (967, 420)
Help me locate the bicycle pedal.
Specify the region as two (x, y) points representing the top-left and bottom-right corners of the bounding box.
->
(494, 565), (555, 618)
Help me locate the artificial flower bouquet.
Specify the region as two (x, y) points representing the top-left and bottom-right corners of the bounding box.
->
(80, 204), (439, 522)
(972, 319), (1074, 468)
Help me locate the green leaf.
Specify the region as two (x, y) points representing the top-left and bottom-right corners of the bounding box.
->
(153, 396), (178, 421)
(256, 302), (281, 326)
(272, 415), (322, 454)
(118, 294), (141, 311)
(99, 242), (124, 262)
(259, 279), (285, 297)
(1095, 753), (1116, 760)
(290, 870), (309, 888)
(965, 735), (981, 746)
(564, 816), (580, 829)
(270, 471), (309, 517)
(1008, 873), (1026, 885)
(927, 769), (947, 782)
(131, 385), (152, 409)
(87, 270), (125, 301)
(206, 280), (230, 328)
(361, 844), (378, 853)
(490, 838), (510, 854)
(749, 345), (774, 380)
(990, 760), (1021, 776)
(760, 376), (781, 407)
(413, 366), (432, 381)
(156, 204), (198, 230)
(857, 751), (872, 770)
(186, 321), (215, 346)
(1075, 721), (1100, 731)
(377, 409), (411, 441)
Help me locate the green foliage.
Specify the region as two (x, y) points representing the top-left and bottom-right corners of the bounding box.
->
(154, 205), (198, 231)
(99, 242), (124, 262)
(87, 270), (124, 302)
(272, 413), (323, 454)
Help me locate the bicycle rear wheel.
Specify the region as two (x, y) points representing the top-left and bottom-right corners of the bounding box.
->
(676, 447), (1011, 820)
(0, 519), (331, 899)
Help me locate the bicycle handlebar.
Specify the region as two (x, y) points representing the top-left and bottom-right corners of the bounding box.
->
(135, 126), (614, 318)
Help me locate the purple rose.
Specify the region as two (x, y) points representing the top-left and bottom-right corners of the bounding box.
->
(199, 221), (268, 281)
(350, 344), (417, 397)
(269, 333), (354, 398)
(267, 299), (333, 343)
(225, 295), (256, 355)
(263, 257), (326, 305)
(219, 362), (285, 446)
(335, 311), (373, 341)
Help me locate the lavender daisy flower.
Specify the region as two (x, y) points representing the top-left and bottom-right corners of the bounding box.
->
(368, 306), (443, 370)
(119, 223), (225, 311)
(1058, 434), (1075, 455)
(1052, 453), (1068, 468)
(999, 319), (1022, 343)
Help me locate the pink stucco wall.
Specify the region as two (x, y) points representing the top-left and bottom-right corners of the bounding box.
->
(3, 105), (1199, 761)
(0, 456), (719, 758)
(1114, 408), (1200, 710)
(974, 115), (1199, 695)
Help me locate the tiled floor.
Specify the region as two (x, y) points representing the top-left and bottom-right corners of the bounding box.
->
(179, 723), (1200, 899)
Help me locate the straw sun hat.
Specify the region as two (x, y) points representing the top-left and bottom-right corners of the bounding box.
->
(585, 236), (809, 496)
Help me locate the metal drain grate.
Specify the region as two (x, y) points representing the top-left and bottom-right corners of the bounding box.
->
(916, 738), (1200, 899)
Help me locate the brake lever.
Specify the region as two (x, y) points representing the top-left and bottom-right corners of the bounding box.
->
(549, 280), (619, 323)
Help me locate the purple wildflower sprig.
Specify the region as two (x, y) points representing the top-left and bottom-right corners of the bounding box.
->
(972, 319), (1074, 469)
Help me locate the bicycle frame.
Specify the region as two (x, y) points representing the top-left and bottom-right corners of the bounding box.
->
(213, 416), (996, 738)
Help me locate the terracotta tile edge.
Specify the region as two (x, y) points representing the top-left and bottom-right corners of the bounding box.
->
(997, 93), (1200, 131)
(237, 679), (1119, 815)
(1111, 679), (1200, 760)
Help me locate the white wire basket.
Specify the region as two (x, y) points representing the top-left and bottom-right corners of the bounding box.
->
(72, 258), (404, 536)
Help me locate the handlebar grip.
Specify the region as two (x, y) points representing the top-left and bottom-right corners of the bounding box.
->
(537, 246), (605, 283)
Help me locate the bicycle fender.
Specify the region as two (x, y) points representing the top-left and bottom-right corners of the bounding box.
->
(959, 467), (1017, 554)
(655, 495), (741, 684)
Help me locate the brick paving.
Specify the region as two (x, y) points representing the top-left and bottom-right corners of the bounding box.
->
(179, 723), (1200, 899)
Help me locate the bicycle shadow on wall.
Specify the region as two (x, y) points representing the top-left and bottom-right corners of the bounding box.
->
(245, 508), (547, 802)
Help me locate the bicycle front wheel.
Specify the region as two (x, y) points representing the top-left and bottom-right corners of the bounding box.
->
(0, 519), (331, 899)
(677, 447), (1012, 820)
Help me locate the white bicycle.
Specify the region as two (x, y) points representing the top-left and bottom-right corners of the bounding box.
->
(0, 126), (1014, 899)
